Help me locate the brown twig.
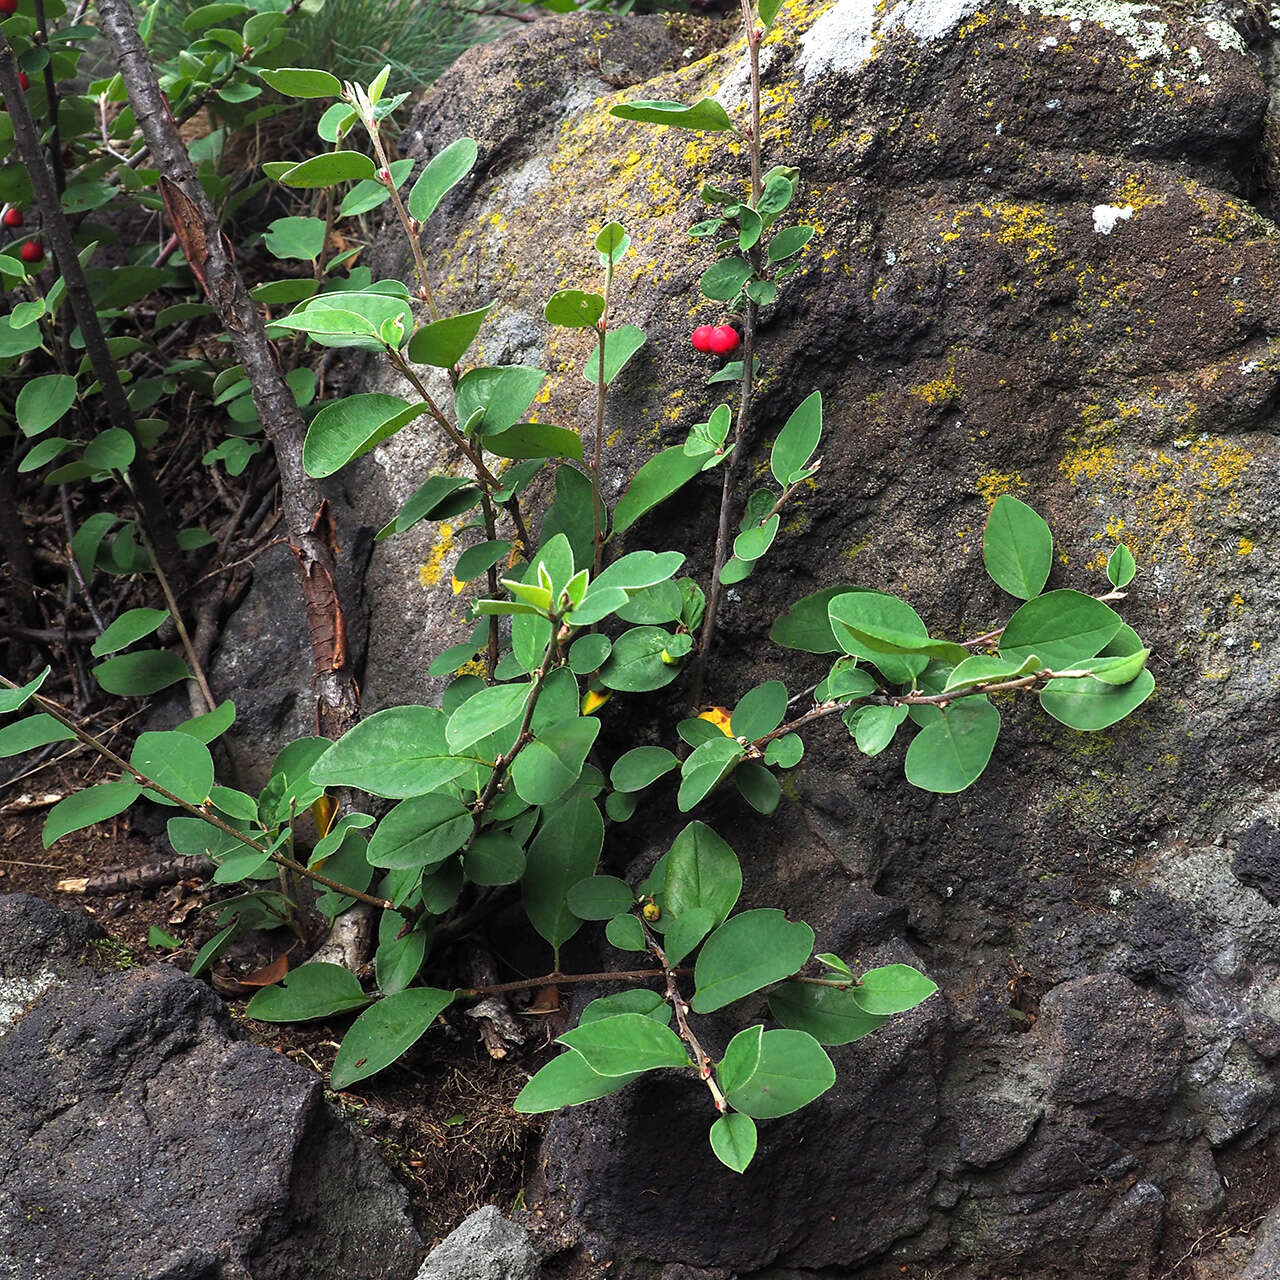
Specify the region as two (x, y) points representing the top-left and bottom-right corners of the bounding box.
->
(0, 34), (186, 592)
(457, 966), (679, 998)
(0, 676), (409, 920)
(97, 0), (361, 741)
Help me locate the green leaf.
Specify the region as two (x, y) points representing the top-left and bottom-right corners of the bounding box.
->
(700, 257), (754, 301)
(983, 494), (1053, 600)
(373, 913), (426, 995)
(691, 909), (814, 1013)
(722, 1028), (835, 1118)
(259, 66), (341, 97)
(445, 682), (530, 752)
(852, 703), (907, 756)
(758, 0), (785, 31)
(1039, 668), (1155, 730)
(329, 987), (454, 1088)
(209, 786), (258, 821)
(942, 653), (1041, 693)
(189, 922), (238, 978)
(605, 912), (647, 951)
(710, 1112), (757, 1173)
(545, 289), (605, 328)
(1107, 543), (1136, 589)
(83, 428), (136, 472)
(407, 137), (478, 222)
(130, 731), (214, 806)
(568, 633), (612, 675)
(559, 1012), (690, 1075)
(0, 667), (50, 714)
(94, 649), (190, 696)
(338, 158), (413, 216)
(770, 586), (861, 654)
(43, 779), (141, 847)
(0, 713), (74, 757)
(378, 475), (479, 538)
(904, 697), (1001, 793)
(514, 1049), (642, 1112)
(523, 792), (603, 952)
(90, 607), (168, 657)
(311, 706), (469, 798)
(583, 323), (646, 385)
(611, 446), (704, 535)
(611, 746), (678, 792)
(464, 832), (526, 885)
(770, 390), (821, 485)
(483, 422), (583, 462)
(769, 981), (890, 1045)
(731, 681), (787, 740)
(827, 593), (962, 678)
(176, 700), (236, 744)
(764, 733), (804, 768)
(851, 963), (939, 1014)
(735, 761), (781, 814)
(259, 736), (330, 825)
(366, 793), (472, 869)
(732, 515), (779, 563)
(598, 627), (684, 693)
(15, 373), (76, 437)
(664, 820), (741, 928)
(277, 151), (377, 188)
(676, 737), (744, 812)
(999, 589), (1123, 668)
(454, 540), (511, 583)
(512, 717), (600, 805)
(19, 437), (74, 474)
(245, 962), (371, 1022)
(716, 1024), (763, 1094)
(767, 224), (814, 261)
(567, 875), (634, 920)
(263, 215), (326, 260)
(594, 220), (630, 266)
(454, 365), (546, 436)
(405, 303), (492, 367)
(147, 926), (183, 950)
(609, 98), (733, 131)
(1082, 649), (1150, 684)
(581, 990), (670, 1025)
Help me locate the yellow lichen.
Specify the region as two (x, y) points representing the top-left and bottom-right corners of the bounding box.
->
(418, 522), (455, 588)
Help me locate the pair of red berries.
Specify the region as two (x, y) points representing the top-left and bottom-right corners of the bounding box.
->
(3, 206), (22, 228)
(19, 240), (43, 263)
(691, 324), (741, 357)
(0, 0), (17, 14)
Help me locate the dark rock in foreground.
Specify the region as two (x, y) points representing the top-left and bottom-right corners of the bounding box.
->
(0, 893), (423, 1280)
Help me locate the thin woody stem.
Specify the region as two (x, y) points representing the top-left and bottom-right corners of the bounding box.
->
(457, 967), (680, 998)
(135, 523), (217, 714)
(0, 676), (407, 920)
(690, 9), (766, 711)
(644, 919), (727, 1112)
(591, 258), (614, 576)
(387, 352), (531, 553)
(750, 668), (1104, 750)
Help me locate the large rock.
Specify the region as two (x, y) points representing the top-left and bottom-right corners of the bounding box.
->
(223, 0), (1280, 1274)
(414, 1206), (541, 1280)
(0, 895), (423, 1280)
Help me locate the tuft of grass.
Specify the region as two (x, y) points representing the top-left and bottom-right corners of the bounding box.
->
(149, 0), (499, 94)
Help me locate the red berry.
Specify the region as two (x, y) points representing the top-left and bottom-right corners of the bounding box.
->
(691, 324), (716, 353)
(0, 0), (17, 14)
(19, 240), (43, 264)
(2, 207), (22, 228)
(17, 72), (29, 91)
(708, 324), (741, 356)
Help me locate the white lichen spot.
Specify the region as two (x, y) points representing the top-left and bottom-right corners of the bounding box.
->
(0, 969), (59, 1033)
(1203, 16), (1247, 54)
(797, 0), (877, 83)
(1092, 203), (1135, 234)
(1045, 97), (1062, 108)
(885, 247), (898, 264)
(886, 0), (984, 42)
(1240, 360), (1260, 375)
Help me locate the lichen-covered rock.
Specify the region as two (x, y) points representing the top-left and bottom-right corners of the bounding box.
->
(413, 1206), (541, 1280)
(238, 0), (1280, 1274)
(0, 895), (423, 1280)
